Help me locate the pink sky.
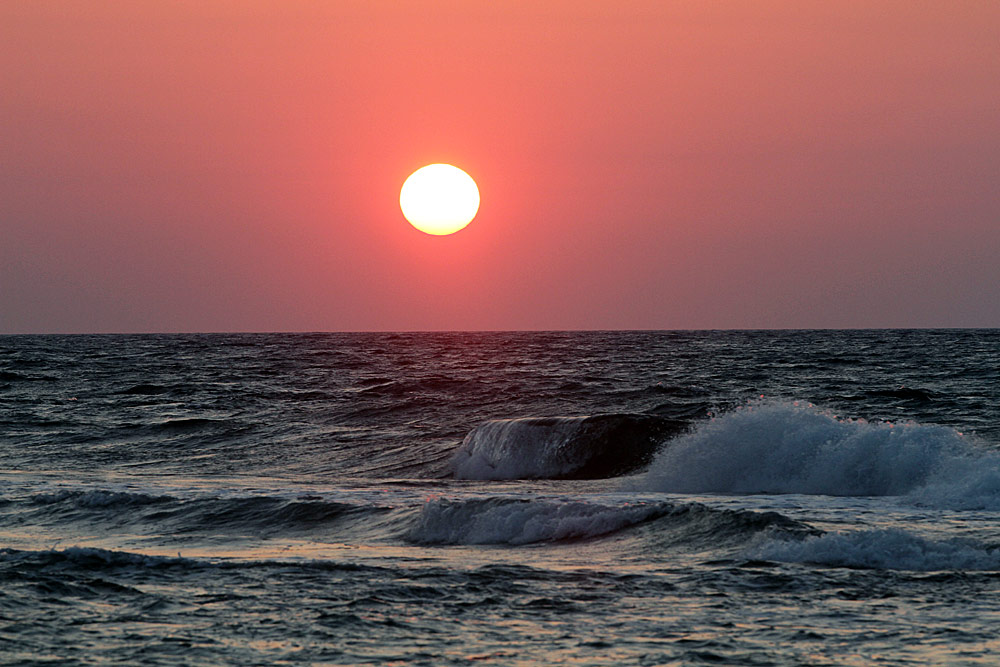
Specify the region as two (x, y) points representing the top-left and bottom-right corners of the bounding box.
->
(2, 1), (998, 332)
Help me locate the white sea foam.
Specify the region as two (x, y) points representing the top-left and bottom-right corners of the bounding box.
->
(407, 498), (670, 545)
(633, 400), (1000, 509)
(747, 528), (1000, 571)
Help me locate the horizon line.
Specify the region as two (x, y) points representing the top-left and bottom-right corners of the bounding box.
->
(2, 326), (998, 336)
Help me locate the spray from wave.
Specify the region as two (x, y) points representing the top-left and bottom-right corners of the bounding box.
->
(632, 400), (1000, 509)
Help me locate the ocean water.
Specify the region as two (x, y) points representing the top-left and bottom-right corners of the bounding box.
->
(1, 329), (999, 665)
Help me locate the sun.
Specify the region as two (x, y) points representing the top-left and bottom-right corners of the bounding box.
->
(400, 164), (480, 235)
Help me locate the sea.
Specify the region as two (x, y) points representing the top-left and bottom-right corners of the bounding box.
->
(1, 329), (999, 666)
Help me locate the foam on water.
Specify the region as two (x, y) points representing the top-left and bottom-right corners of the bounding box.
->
(748, 528), (1000, 571)
(635, 400), (1000, 508)
(909, 467), (1000, 511)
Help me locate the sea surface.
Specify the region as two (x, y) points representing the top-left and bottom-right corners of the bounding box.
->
(1, 330), (999, 665)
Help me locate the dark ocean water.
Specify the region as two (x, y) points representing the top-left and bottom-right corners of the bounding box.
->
(2, 330), (999, 665)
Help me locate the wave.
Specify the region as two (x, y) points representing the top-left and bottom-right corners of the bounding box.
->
(407, 497), (675, 545)
(13, 486), (818, 551)
(406, 497), (815, 547)
(451, 414), (686, 480)
(748, 528), (1000, 571)
(31, 489), (175, 508)
(14, 489), (392, 537)
(166, 496), (375, 535)
(633, 400), (1000, 508)
(645, 503), (819, 549)
(0, 546), (198, 570)
(0, 545), (402, 579)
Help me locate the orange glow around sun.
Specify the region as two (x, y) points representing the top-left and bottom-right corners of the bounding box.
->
(399, 164), (480, 235)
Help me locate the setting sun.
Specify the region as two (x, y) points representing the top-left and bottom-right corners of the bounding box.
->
(399, 164), (480, 235)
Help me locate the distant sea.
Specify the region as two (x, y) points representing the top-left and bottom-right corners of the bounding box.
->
(2, 330), (999, 665)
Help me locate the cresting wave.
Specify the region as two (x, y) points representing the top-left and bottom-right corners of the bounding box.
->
(31, 489), (175, 508)
(451, 414), (685, 480)
(633, 400), (1000, 509)
(406, 497), (814, 546)
(407, 498), (673, 545)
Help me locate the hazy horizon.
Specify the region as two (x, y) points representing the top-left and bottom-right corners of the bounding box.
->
(3, 326), (998, 337)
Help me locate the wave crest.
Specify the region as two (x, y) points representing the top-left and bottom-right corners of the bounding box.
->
(634, 400), (1000, 507)
(406, 497), (815, 547)
(31, 490), (175, 508)
(407, 498), (673, 545)
(451, 414), (684, 480)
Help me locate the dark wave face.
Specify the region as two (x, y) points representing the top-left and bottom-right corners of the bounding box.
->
(451, 414), (687, 480)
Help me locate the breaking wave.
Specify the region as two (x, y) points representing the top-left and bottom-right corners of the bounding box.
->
(748, 528), (1000, 571)
(633, 401), (1000, 509)
(407, 498), (672, 545)
(406, 497), (815, 547)
(451, 414), (684, 480)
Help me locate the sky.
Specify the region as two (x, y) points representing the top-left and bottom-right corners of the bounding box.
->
(2, 1), (998, 333)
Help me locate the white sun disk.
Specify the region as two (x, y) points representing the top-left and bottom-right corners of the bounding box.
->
(400, 164), (480, 235)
